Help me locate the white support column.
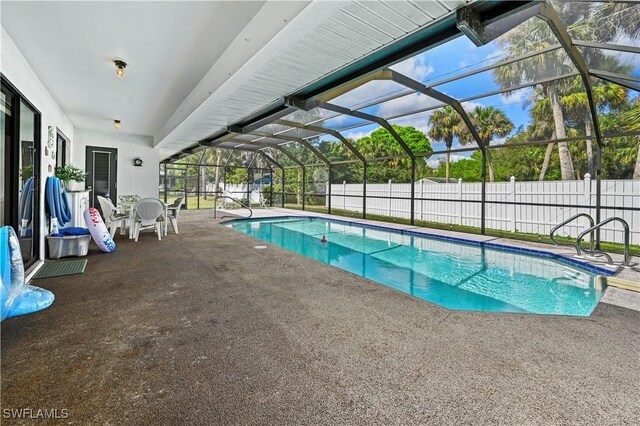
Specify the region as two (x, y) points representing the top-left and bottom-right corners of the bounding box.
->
(458, 178), (463, 225)
(326, 179), (329, 209)
(343, 181), (347, 211)
(584, 173), (591, 202)
(421, 179), (425, 221)
(388, 179), (392, 216)
(417, 179), (423, 221)
(510, 176), (516, 232)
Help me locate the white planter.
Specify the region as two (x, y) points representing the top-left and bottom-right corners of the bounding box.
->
(64, 181), (85, 192)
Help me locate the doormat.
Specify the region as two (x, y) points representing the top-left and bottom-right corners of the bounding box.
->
(32, 259), (87, 279)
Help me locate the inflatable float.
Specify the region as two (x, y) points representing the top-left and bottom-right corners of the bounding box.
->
(84, 207), (116, 253)
(0, 226), (55, 321)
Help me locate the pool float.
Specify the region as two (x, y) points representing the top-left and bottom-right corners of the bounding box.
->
(45, 176), (72, 234)
(84, 208), (116, 253)
(0, 226), (55, 321)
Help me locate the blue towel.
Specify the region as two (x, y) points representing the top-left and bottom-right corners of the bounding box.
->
(51, 227), (90, 237)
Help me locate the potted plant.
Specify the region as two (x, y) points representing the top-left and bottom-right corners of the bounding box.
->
(55, 164), (86, 191)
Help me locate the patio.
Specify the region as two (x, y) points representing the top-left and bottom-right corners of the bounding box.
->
(2, 210), (639, 424)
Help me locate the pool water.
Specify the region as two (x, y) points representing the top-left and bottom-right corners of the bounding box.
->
(227, 217), (606, 316)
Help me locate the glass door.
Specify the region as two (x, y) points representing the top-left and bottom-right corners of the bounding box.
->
(2, 77), (41, 269)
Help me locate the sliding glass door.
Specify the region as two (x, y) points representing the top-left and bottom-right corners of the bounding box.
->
(2, 76), (41, 269)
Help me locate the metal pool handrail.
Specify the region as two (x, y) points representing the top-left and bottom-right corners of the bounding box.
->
(213, 195), (253, 220)
(577, 217), (631, 267)
(550, 213), (594, 256)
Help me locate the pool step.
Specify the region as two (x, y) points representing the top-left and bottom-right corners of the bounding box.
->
(604, 276), (640, 293)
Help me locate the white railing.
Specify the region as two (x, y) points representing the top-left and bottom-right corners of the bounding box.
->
(327, 175), (640, 245)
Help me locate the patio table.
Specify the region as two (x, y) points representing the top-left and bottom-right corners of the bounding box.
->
(119, 199), (169, 239)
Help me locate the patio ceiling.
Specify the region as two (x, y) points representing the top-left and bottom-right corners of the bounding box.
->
(156, 0), (504, 159)
(0, 1), (277, 136)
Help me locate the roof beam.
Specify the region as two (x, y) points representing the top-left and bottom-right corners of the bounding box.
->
(573, 40), (640, 55)
(290, 96), (415, 159)
(259, 151), (283, 170)
(200, 132), (239, 147)
(275, 119), (366, 164)
(227, 138), (304, 167)
(457, 2), (541, 47)
(590, 71), (640, 92)
(386, 69), (486, 151)
(242, 129), (331, 165)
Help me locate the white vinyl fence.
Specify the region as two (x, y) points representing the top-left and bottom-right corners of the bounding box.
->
(328, 174), (640, 246)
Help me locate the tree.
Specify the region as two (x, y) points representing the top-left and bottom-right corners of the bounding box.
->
(457, 106), (514, 182)
(620, 104), (640, 179)
(434, 151), (483, 182)
(494, 19), (575, 180)
(494, 1), (640, 180)
(354, 125), (432, 183)
(561, 77), (628, 175)
(428, 106), (463, 182)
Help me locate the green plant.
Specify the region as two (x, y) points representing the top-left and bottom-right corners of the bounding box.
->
(55, 164), (86, 183)
(20, 164), (33, 182)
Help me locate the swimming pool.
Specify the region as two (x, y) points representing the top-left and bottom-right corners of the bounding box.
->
(227, 217), (611, 316)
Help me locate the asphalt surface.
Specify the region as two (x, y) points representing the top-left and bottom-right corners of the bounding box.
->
(2, 210), (639, 425)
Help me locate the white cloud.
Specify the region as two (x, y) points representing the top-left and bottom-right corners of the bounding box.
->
(389, 111), (434, 135)
(377, 92), (441, 118)
(500, 87), (531, 105)
(461, 101), (484, 112)
(492, 137), (507, 146)
(344, 130), (372, 141)
(426, 153), (468, 169)
(391, 55), (435, 82)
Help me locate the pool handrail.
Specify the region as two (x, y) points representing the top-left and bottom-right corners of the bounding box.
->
(550, 213), (594, 256)
(577, 217), (631, 267)
(213, 195), (253, 220)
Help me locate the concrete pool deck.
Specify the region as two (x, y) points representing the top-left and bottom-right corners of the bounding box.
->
(2, 209), (639, 424)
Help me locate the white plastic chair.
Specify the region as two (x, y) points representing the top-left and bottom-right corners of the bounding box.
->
(250, 190), (267, 208)
(97, 195), (129, 238)
(167, 197), (184, 234)
(131, 198), (165, 242)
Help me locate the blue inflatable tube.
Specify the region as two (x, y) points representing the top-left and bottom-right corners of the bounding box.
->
(18, 177), (34, 226)
(46, 177), (72, 228)
(0, 226), (55, 321)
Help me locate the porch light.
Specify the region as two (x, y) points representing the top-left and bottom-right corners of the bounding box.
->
(114, 60), (127, 78)
(114, 120), (121, 129)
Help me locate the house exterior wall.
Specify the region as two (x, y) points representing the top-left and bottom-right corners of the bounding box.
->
(1, 27), (74, 263)
(73, 128), (159, 199)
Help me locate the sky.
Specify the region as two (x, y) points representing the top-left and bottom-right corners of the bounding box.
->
(305, 14), (640, 169)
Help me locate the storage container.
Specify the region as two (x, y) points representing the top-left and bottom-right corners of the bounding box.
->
(47, 234), (91, 259)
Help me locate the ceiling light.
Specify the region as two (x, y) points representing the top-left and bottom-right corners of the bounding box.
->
(114, 60), (127, 78)
(114, 120), (121, 129)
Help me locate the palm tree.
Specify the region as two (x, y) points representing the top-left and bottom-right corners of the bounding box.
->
(493, 16), (576, 180)
(562, 77), (629, 176)
(493, 1), (638, 180)
(458, 106), (514, 182)
(621, 104), (640, 179)
(428, 106), (462, 182)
